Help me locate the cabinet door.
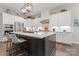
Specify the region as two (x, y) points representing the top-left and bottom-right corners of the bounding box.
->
(56, 33), (72, 44)
(57, 11), (71, 26)
(33, 20), (42, 27)
(14, 16), (24, 23)
(3, 13), (15, 24)
(3, 13), (9, 24)
(24, 19), (27, 27)
(49, 11), (71, 26)
(49, 14), (58, 26)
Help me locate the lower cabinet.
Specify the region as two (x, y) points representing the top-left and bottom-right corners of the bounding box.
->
(56, 33), (72, 44)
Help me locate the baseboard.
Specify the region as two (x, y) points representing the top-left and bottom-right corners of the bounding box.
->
(56, 41), (79, 46)
(72, 41), (79, 45)
(56, 41), (72, 46)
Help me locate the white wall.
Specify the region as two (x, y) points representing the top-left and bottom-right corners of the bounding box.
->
(0, 8), (6, 12)
(0, 12), (3, 41)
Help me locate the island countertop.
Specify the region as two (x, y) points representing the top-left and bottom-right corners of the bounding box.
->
(10, 32), (55, 39)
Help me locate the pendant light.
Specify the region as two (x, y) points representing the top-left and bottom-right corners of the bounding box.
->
(21, 3), (33, 14)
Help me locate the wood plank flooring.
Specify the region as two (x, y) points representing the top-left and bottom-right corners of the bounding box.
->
(56, 43), (79, 56)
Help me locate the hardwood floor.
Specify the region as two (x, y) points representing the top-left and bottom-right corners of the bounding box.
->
(56, 43), (79, 56)
(1, 41), (79, 56)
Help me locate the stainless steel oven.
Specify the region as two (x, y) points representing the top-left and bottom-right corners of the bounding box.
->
(4, 24), (14, 34)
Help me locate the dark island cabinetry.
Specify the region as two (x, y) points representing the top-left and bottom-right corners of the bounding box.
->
(11, 32), (56, 56)
(19, 34), (56, 56)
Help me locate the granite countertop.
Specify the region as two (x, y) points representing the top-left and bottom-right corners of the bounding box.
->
(10, 32), (56, 39)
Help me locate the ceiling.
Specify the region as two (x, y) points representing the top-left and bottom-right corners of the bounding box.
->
(0, 3), (66, 16)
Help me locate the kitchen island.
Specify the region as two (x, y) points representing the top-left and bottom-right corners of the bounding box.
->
(10, 32), (56, 56)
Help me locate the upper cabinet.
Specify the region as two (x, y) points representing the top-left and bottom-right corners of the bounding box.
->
(3, 13), (24, 25)
(49, 11), (71, 26)
(24, 19), (42, 28)
(23, 19), (27, 27)
(15, 16), (24, 23)
(3, 13), (15, 24)
(3, 11), (71, 28)
(49, 13), (58, 26)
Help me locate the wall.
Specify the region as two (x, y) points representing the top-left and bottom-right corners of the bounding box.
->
(0, 12), (3, 41)
(0, 8), (6, 12)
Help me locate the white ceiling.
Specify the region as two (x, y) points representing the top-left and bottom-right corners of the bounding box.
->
(0, 3), (66, 16)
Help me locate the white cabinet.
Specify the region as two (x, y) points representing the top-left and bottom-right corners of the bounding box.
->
(49, 11), (71, 44)
(25, 20), (32, 27)
(3, 13), (24, 25)
(24, 19), (42, 28)
(3, 13), (25, 32)
(14, 16), (24, 23)
(24, 19), (33, 27)
(24, 19), (27, 27)
(33, 20), (42, 27)
(57, 11), (71, 26)
(24, 20), (32, 28)
(72, 27), (79, 44)
(56, 32), (72, 44)
(14, 16), (24, 32)
(49, 13), (58, 26)
(3, 13), (15, 24)
(49, 11), (71, 26)
(14, 22), (24, 32)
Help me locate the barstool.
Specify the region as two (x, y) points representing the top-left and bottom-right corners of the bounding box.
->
(7, 33), (27, 56)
